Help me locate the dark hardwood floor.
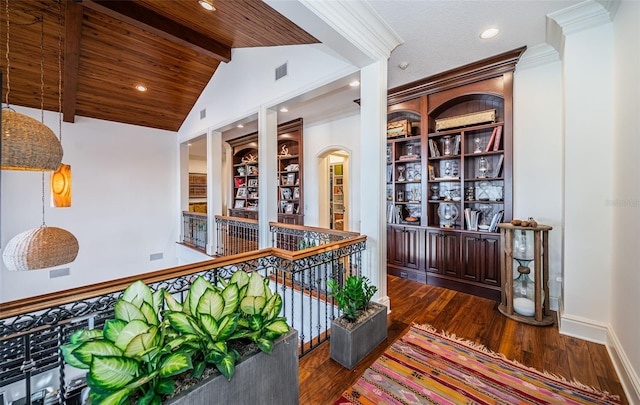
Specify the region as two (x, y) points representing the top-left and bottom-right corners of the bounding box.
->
(299, 275), (628, 404)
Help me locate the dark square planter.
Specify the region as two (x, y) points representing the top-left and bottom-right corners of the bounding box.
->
(330, 302), (387, 369)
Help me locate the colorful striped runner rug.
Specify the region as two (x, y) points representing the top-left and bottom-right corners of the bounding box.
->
(334, 323), (620, 405)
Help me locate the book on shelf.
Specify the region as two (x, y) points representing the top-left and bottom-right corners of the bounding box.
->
(428, 139), (441, 158)
(489, 210), (504, 232)
(486, 126), (497, 151)
(494, 154), (504, 177)
(493, 126), (503, 151)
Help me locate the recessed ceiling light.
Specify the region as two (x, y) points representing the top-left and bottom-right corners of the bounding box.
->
(480, 28), (500, 39)
(198, 0), (215, 11)
(135, 84), (147, 92)
(280, 107), (288, 113)
(349, 80), (360, 87)
(237, 124), (244, 128)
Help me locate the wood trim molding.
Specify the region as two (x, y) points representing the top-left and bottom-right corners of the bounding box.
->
(388, 46), (527, 105)
(80, 0), (232, 62)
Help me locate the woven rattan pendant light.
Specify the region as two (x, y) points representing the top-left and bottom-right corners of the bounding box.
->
(1, 0), (63, 171)
(2, 6), (79, 271)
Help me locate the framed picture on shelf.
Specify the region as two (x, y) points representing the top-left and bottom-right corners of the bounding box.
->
(248, 178), (258, 187)
(285, 203), (295, 214)
(293, 187), (300, 199)
(286, 173), (296, 185)
(236, 187), (247, 198)
(247, 165), (258, 175)
(280, 200), (287, 213)
(280, 187), (292, 200)
(234, 199), (245, 209)
(248, 191), (258, 199)
(234, 177), (245, 187)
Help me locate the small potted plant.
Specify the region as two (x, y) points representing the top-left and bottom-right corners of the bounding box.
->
(327, 276), (387, 369)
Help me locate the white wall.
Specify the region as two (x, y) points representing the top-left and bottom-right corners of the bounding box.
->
(513, 55), (564, 309)
(188, 158), (207, 174)
(1, 107), (180, 302)
(562, 22), (614, 331)
(303, 114), (361, 230)
(178, 44), (356, 141)
(610, 0), (640, 399)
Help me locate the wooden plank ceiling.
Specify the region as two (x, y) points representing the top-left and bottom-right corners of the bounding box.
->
(0, 0), (318, 132)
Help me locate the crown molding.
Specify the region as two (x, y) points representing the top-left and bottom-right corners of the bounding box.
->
(516, 44), (560, 72)
(546, 0), (618, 55)
(300, 0), (403, 63)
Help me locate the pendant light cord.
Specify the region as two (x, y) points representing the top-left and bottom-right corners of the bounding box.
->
(4, 0), (10, 107)
(40, 13), (44, 123)
(57, 0), (62, 141)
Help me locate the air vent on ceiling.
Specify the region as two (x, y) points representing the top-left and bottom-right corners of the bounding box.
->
(200, 108), (206, 119)
(275, 62), (288, 81)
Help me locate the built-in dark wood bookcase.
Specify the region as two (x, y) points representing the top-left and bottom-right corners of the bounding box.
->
(227, 118), (304, 224)
(386, 47), (525, 301)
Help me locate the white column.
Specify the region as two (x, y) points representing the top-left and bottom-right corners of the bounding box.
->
(258, 106), (278, 248)
(360, 59), (389, 308)
(207, 130), (223, 255)
(178, 142), (189, 243)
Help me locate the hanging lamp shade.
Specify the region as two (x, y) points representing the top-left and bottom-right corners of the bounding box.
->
(2, 226), (79, 271)
(1, 110), (64, 171)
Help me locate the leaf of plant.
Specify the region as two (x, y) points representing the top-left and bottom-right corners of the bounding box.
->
(192, 360), (206, 379)
(188, 276), (214, 317)
(249, 314), (263, 331)
(163, 290), (183, 312)
(240, 296), (266, 315)
(220, 283), (240, 317)
(140, 301), (159, 326)
(228, 328), (257, 340)
(69, 328), (103, 344)
(114, 320), (150, 352)
(159, 351), (193, 378)
(164, 311), (204, 336)
(156, 378), (175, 395)
(197, 289), (224, 320)
(89, 355), (140, 390)
(216, 314), (239, 342)
(229, 270), (249, 289)
(246, 272), (266, 297)
(261, 293), (277, 318)
(90, 387), (134, 405)
(60, 343), (88, 369)
(122, 280), (153, 308)
(123, 325), (158, 358)
(73, 340), (123, 365)
(199, 313), (219, 341)
(215, 353), (237, 381)
(205, 350), (225, 364)
(114, 300), (146, 323)
(257, 337), (274, 354)
(266, 318), (290, 334)
(103, 319), (128, 343)
(137, 388), (155, 405)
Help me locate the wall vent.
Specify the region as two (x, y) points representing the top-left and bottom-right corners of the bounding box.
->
(150, 252), (163, 261)
(200, 108), (206, 119)
(275, 62), (287, 81)
(50, 268), (70, 278)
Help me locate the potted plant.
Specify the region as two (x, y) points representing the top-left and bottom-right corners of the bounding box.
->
(61, 270), (296, 405)
(327, 275), (387, 369)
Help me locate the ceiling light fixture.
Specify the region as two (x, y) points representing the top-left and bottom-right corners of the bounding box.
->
(480, 27), (500, 39)
(237, 124), (244, 128)
(1, 3), (62, 171)
(198, 0), (215, 11)
(349, 80), (360, 87)
(280, 107), (288, 113)
(135, 84), (147, 92)
(398, 62), (409, 70)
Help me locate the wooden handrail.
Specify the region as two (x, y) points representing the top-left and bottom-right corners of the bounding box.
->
(268, 221), (360, 238)
(183, 211), (207, 217)
(214, 214), (258, 225)
(0, 235), (366, 319)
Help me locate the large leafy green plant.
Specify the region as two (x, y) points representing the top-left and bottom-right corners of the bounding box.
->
(61, 270), (289, 405)
(327, 275), (377, 322)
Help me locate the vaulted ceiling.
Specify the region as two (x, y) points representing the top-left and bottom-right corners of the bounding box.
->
(0, 0), (318, 131)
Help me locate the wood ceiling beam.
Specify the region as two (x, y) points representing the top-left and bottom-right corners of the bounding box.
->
(80, 0), (232, 63)
(63, 0), (83, 123)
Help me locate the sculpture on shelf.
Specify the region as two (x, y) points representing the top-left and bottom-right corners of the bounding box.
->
(280, 144), (289, 156)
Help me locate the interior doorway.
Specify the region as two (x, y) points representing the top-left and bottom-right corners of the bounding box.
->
(324, 151), (349, 231)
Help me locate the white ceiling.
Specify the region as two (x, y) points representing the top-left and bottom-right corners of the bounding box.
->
(190, 0), (580, 160)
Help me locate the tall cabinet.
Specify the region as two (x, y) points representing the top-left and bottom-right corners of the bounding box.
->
(227, 118), (304, 224)
(386, 47), (524, 301)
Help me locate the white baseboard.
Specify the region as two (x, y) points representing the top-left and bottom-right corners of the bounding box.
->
(560, 313), (640, 404)
(607, 328), (640, 405)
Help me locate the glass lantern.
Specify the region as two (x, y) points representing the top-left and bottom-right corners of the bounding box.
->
(477, 157), (490, 178)
(497, 223), (554, 325)
(443, 136), (453, 155)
